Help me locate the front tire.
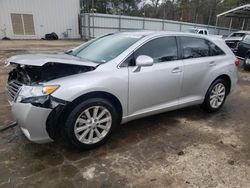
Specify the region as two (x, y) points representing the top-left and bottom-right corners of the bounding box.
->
(201, 79), (228, 113)
(62, 98), (119, 150)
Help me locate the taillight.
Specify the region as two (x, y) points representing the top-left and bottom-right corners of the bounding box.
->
(235, 58), (240, 66)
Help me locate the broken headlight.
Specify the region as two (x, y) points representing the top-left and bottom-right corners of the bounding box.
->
(16, 85), (60, 103)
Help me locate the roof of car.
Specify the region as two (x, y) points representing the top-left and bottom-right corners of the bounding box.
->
(114, 30), (221, 41)
(116, 30), (197, 36)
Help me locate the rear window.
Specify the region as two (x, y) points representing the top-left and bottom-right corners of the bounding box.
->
(230, 32), (246, 37)
(208, 41), (225, 56)
(198, 30), (204, 34)
(180, 37), (210, 59)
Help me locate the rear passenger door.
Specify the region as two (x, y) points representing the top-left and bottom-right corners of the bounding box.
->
(128, 36), (183, 116)
(179, 36), (224, 103)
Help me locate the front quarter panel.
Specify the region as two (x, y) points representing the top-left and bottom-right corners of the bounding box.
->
(48, 66), (129, 116)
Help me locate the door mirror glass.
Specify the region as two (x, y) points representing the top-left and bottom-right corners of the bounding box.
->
(135, 55), (154, 67)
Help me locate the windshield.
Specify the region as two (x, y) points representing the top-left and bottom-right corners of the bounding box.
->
(72, 34), (143, 64)
(229, 32), (246, 37)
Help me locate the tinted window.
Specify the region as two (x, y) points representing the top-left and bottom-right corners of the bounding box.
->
(204, 30), (208, 35)
(208, 41), (225, 56)
(134, 37), (178, 63)
(243, 35), (250, 44)
(198, 30), (203, 34)
(181, 37), (209, 59)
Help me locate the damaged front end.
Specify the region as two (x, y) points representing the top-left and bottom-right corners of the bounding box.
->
(6, 55), (96, 142)
(7, 61), (95, 103)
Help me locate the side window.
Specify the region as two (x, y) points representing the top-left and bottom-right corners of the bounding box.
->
(180, 37), (209, 59)
(134, 37), (178, 63)
(208, 41), (225, 56)
(198, 30), (203, 34)
(204, 30), (208, 35)
(243, 35), (250, 44)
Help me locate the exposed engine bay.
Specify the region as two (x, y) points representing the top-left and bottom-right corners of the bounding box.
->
(8, 62), (95, 85)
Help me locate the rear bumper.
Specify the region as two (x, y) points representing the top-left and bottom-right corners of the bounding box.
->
(11, 102), (53, 143)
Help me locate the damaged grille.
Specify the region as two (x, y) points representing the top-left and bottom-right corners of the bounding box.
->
(6, 80), (22, 101)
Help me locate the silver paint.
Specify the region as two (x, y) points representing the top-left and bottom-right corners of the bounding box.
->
(6, 31), (238, 143)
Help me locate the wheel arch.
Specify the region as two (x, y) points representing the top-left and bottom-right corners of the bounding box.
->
(210, 74), (231, 95)
(62, 91), (123, 123)
(46, 91), (123, 141)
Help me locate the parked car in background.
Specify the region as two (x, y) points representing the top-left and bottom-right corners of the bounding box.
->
(225, 31), (250, 54)
(236, 33), (250, 70)
(188, 28), (209, 35)
(188, 28), (223, 38)
(5, 31), (238, 149)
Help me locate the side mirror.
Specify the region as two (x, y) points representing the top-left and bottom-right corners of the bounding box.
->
(135, 55), (154, 67)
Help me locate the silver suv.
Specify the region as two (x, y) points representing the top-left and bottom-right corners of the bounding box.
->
(6, 31), (238, 149)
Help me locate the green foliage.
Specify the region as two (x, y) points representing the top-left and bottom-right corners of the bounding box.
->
(80, 0), (250, 27)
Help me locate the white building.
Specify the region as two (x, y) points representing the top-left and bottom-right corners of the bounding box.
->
(0, 0), (80, 39)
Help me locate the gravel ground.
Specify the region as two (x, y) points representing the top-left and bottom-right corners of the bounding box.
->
(0, 40), (250, 188)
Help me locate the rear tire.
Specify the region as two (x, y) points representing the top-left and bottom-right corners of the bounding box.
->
(201, 79), (228, 113)
(62, 98), (119, 150)
(243, 55), (250, 71)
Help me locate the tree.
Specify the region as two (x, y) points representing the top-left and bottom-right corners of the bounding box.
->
(80, 0), (250, 28)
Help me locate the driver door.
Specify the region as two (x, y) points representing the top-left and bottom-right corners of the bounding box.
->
(128, 36), (183, 116)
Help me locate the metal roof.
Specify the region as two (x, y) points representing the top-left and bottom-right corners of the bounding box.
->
(217, 4), (250, 18)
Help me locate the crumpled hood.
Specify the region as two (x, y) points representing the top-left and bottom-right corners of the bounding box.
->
(5, 53), (98, 67)
(225, 37), (243, 42)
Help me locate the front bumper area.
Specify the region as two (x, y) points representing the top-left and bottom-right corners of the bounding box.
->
(12, 102), (53, 143)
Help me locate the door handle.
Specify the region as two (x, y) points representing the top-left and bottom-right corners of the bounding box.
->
(209, 61), (216, 67)
(172, 67), (182, 73)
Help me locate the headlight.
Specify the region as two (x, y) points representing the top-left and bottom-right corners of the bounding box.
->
(42, 85), (60, 95)
(16, 85), (60, 102)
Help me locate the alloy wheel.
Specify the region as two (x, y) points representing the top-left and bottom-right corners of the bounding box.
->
(74, 106), (112, 144)
(209, 83), (226, 109)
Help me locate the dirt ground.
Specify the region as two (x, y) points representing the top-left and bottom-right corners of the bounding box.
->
(0, 40), (250, 188)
